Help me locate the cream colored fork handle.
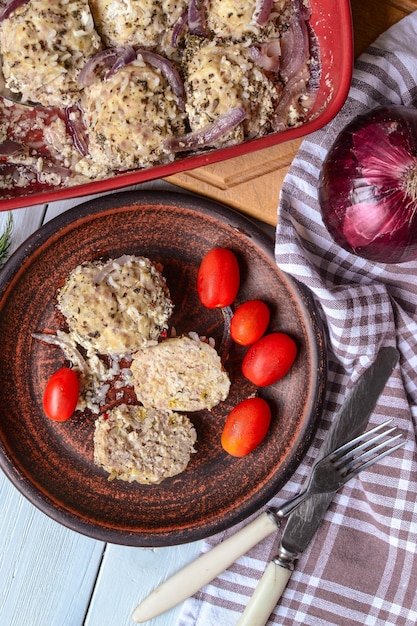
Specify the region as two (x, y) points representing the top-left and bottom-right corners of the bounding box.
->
(131, 511), (279, 623)
(236, 561), (292, 626)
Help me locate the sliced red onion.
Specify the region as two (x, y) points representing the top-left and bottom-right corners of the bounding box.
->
(135, 49), (185, 110)
(106, 47), (137, 80)
(172, 9), (188, 47)
(0, 158), (71, 185)
(164, 107), (246, 153)
(78, 47), (185, 109)
(271, 1), (320, 129)
(188, 0), (208, 36)
(279, 6), (309, 80)
(0, 0), (29, 21)
(297, 0), (312, 21)
(78, 46), (136, 87)
(65, 104), (89, 156)
(41, 161), (72, 178)
(318, 106), (417, 264)
(0, 140), (24, 156)
(272, 66), (310, 131)
(250, 40), (281, 72)
(254, 0), (273, 26)
(31, 332), (88, 374)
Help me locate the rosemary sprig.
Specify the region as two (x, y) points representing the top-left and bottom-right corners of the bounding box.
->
(0, 212), (13, 268)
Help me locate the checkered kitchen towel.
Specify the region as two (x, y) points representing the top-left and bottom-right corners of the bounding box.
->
(178, 11), (417, 626)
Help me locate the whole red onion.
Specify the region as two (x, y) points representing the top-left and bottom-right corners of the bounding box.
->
(318, 105), (417, 264)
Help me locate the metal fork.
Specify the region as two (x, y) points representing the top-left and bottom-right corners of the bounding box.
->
(276, 418), (405, 519)
(131, 420), (405, 623)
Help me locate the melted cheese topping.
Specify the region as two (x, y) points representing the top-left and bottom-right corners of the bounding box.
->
(78, 58), (186, 173)
(57, 255), (174, 356)
(207, 0), (286, 40)
(185, 41), (276, 141)
(207, 0), (259, 38)
(89, 0), (187, 52)
(0, 0), (102, 107)
(0, 0), (314, 190)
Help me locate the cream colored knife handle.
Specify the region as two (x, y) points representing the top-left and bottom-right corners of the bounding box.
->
(236, 560), (292, 626)
(132, 511), (279, 623)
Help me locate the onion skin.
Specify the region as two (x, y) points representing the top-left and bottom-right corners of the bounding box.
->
(318, 105), (417, 264)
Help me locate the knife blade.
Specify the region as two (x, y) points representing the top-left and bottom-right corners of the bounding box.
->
(131, 346), (399, 624)
(236, 345), (400, 626)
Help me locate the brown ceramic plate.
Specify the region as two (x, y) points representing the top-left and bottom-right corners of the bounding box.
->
(0, 190), (326, 546)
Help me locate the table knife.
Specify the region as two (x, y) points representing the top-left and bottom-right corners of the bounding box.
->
(132, 346), (399, 623)
(236, 345), (400, 625)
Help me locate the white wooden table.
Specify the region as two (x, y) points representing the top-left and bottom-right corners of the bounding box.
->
(0, 182), (208, 626)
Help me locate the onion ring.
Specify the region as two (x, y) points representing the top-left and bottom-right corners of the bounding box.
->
(0, 0), (29, 21)
(164, 107), (246, 153)
(65, 104), (89, 157)
(188, 0), (208, 36)
(0, 140), (24, 156)
(254, 0), (273, 26)
(78, 46), (137, 87)
(272, 66), (311, 131)
(250, 40), (281, 72)
(279, 5), (310, 80)
(172, 9), (188, 47)
(135, 49), (185, 110)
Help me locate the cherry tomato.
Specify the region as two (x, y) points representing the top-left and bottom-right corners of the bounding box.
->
(43, 367), (79, 422)
(197, 248), (240, 308)
(221, 397), (271, 457)
(230, 300), (270, 345)
(242, 332), (297, 387)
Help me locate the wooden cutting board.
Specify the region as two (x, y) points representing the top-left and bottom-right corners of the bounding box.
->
(166, 0), (415, 225)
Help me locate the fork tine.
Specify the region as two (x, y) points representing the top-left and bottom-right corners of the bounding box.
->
(339, 432), (404, 472)
(332, 426), (399, 468)
(329, 419), (394, 461)
(343, 438), (406, 479)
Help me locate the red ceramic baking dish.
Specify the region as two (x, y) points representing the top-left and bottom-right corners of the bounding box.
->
(0, 0), (353, 211)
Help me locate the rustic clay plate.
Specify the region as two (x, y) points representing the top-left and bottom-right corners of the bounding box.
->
(0, 190), (326, 546)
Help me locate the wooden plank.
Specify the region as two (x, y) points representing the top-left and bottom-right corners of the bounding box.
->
(166, 140), (298, 227)
(85, 541), (204, 626)
(0, 203), (46, 253)
(0, 475), (104, 626)
(351, 0), (413, 56)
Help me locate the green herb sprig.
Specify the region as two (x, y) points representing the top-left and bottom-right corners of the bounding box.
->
(0, 212), (13, 268)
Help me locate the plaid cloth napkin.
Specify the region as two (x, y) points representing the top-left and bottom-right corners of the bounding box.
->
(178, 12), (417, 626)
